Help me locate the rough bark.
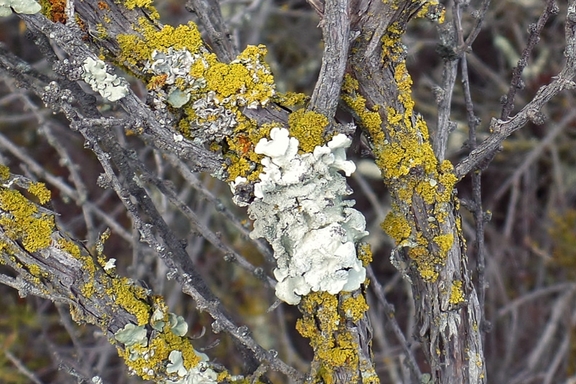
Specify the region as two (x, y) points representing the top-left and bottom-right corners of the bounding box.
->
(344, 1), (486, 382)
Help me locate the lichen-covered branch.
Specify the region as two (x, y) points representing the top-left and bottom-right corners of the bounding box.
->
(343, 1), (485, 383)
(5, 0), (573, 383)
(0, 171), (221, 383)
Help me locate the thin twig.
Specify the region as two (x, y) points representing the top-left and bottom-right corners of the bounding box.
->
(184, 0), (237, 62)
(492, 109), (576, 202)
(500, 0), (559, 120)
(367, 266), (422, 381)
(4, 350), (44, 384)
(454, 0), (489, 335)
(455, 0), (575, 178)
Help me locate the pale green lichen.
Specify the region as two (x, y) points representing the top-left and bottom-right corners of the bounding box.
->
(0, 169), (214, 384)
(0, 0), (41, 17)
(114, 298), (201, 382)
(118, 21), (277, 183)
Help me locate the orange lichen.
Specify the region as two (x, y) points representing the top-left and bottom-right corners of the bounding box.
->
(41, 0), (67, 24)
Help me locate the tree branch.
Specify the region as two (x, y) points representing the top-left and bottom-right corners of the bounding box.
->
(309, 0), (351, 118)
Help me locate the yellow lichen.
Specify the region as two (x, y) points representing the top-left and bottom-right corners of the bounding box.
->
(342, 19), (459, 283)
(0, 165), (9, 181)
(117, 21), (203, 66)
(415, 0), (446, 24)
(118, 319), (199, 381)
(57, 238), (82, 258)
(118, 18), (277, 188)
(357, 242), (373, 267)
(124, 0), (153, 9)
(274, 91), (308, 107)
(114, 298), (200, 380)
(27, 182), (51, 205)
(57, 237), (98, 297)
(205, 63), (252, 98)
(449, 280), (465, 305)
(381, 210), (411, 244)
(433, 233), (454, 257)
(288, 109), (329, 153)
(123, 0), (159, 19)
(95, 23), (108, 39)
(342, 294), (369, 322)
(28, 263), (43, 277)
(341, 75), (384, 145)
(107, 277), (151, 326)
(0, 189), (54, 253)
(296, 291), (374, 382)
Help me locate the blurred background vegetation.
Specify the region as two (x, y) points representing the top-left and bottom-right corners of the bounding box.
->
(0, 0), (575, 382)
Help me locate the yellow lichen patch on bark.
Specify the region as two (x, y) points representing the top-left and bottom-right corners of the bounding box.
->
(449, 280), (465, 305)
(343, 21), (458, 282)
(27, 182), (51, 205)
(117, 21), (204, 66)
(0, 188), (54, 253)
(288, 109), (329, 153)
(296, 291), (375, 383)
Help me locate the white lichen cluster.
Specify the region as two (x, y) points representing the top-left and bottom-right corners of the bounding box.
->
(0, 0), (41, 16)
(165, 352), (217, 384)
(145, 48), (208, 108)
(144, 45), (275, 142)
(81, 58), (129, 102)
(232, 128), (368, 305)
(189, 91), (237, 141)
(114, 309), (217, 384)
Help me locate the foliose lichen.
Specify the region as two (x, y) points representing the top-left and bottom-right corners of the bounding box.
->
(81, 57), (129, 102)
(0, 185), (54, 254)
(231, 128), (367, 304)
(0, 168), (219, 384)
(114, 303), (218, 384)
(0, 0), (41, 17)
